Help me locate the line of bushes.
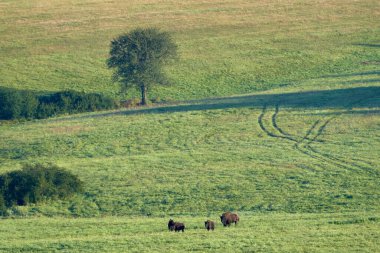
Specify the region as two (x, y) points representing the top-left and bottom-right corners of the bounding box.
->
(0, 88), (118, 120)
(0, 164), (83, 216)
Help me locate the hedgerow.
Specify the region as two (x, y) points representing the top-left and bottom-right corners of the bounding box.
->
(0, 88), (118, 120)
(0, 164), (83, 215)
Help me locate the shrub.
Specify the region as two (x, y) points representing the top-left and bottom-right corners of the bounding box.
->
(0, 176), (7, 215)
(38, 90), (117, 116)
(120, 98), (141, 108)
(0, 164), (83, 214)
(0, 88), (118, 120)
(0, 88), (40, 120)
(36, 102), (60, 119)
(21, 91), (39, 119)
(150, 97), (161, 103)
(0, 195), (6, 216)
(0, 88), (23, 120)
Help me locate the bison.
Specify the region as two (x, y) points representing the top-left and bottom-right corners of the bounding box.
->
(220, 212), (239, 227)
(204, 220), (215, 231)
(168, 219), (185, 232)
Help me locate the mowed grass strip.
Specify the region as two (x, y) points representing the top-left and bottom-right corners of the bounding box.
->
(0, 212), (379, 252)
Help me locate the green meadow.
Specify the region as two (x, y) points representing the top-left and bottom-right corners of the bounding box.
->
(0, 0), (379, 99)
(1, 213), (379, 252)
(0, 0), (380, 252)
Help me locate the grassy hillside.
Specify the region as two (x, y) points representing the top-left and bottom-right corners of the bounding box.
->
(1, 0), (379, 252)
(1, 79), (378, 252)
(1, 73), (379, 216)
(0, 0), (379, 100)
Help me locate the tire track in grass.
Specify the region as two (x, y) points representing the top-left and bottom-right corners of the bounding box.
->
(299, 110), (375, 168)
(258, 105), (326, 171)
(350, 157), (374, 167)
(294, 119), (361, 173)
(302, 125), (377, 175)
(300, 120), (320, 143)
(300, 95), (379, 174)
(259, 104), (377, 175)
(290, 114), (375, 174)
(274, 105), (377, 175)
(272, 105), (324, 143)
(258, 106), (288, 140)
(271, 105), (297, 141)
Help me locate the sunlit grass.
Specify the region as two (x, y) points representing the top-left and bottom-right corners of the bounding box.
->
(1, 79), (379, 217)
(0, 0), (379, 99)
(1, 212), (379, 252)
(0, 1), (379, 252)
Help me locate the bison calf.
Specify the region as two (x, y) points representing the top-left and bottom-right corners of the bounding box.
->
(204, 220), (215, 231)
(168, 219), (185, 232)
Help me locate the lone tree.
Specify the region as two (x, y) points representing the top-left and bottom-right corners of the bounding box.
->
(107, 28), (177, 105)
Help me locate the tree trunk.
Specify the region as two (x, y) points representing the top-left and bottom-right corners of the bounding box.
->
(141, 85), (147, 105)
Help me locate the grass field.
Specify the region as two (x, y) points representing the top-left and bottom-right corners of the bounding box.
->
(0, 78), (379, 251)
(1, 77), (379, 217)
(1, 213), (379, 252)
(0, 0), (380, 252)
(1, 0), (379, 99)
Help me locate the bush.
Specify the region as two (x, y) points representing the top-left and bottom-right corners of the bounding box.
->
(120, 98), (141, 108)
(0, 88), (118, 120)
(0, 88), (40, 120)
(0, 176), (7, 215)
(0, 164), (83, 214)
(0, 196), (6, 216)
(21, 91), (39, 119)
(36, 102), (60, 119)
(37, 90), (117, 117)
(0, 88), (23, 120)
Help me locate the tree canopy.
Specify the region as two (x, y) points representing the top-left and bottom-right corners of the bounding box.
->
(107, 28), (178, 105)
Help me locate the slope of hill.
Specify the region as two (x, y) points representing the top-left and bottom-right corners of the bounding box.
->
(0, 0), (379, 252)
(0, 73), (379, 252)
(0, 75), (379, 216)
(1, 0), (379, 100)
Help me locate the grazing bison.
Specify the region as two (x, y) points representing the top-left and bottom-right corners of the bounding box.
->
(220, 212), (239, 227)
(204, 220), (215, 231)
(168, 219), (185, 232)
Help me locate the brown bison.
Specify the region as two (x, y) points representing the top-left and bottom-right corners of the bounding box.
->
(220, 212), (239, 227)
(204, 220), (215, 231)
(168, 219), (185, 232)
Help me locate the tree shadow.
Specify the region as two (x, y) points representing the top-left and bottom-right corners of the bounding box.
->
(322, 71), (380, 78)
(299, 109), (380, 117)
(354, 43), (380, 48)
(91, 86), (380, 118)
(3, 86), (379, 121)
(337, 79), (380, 85)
